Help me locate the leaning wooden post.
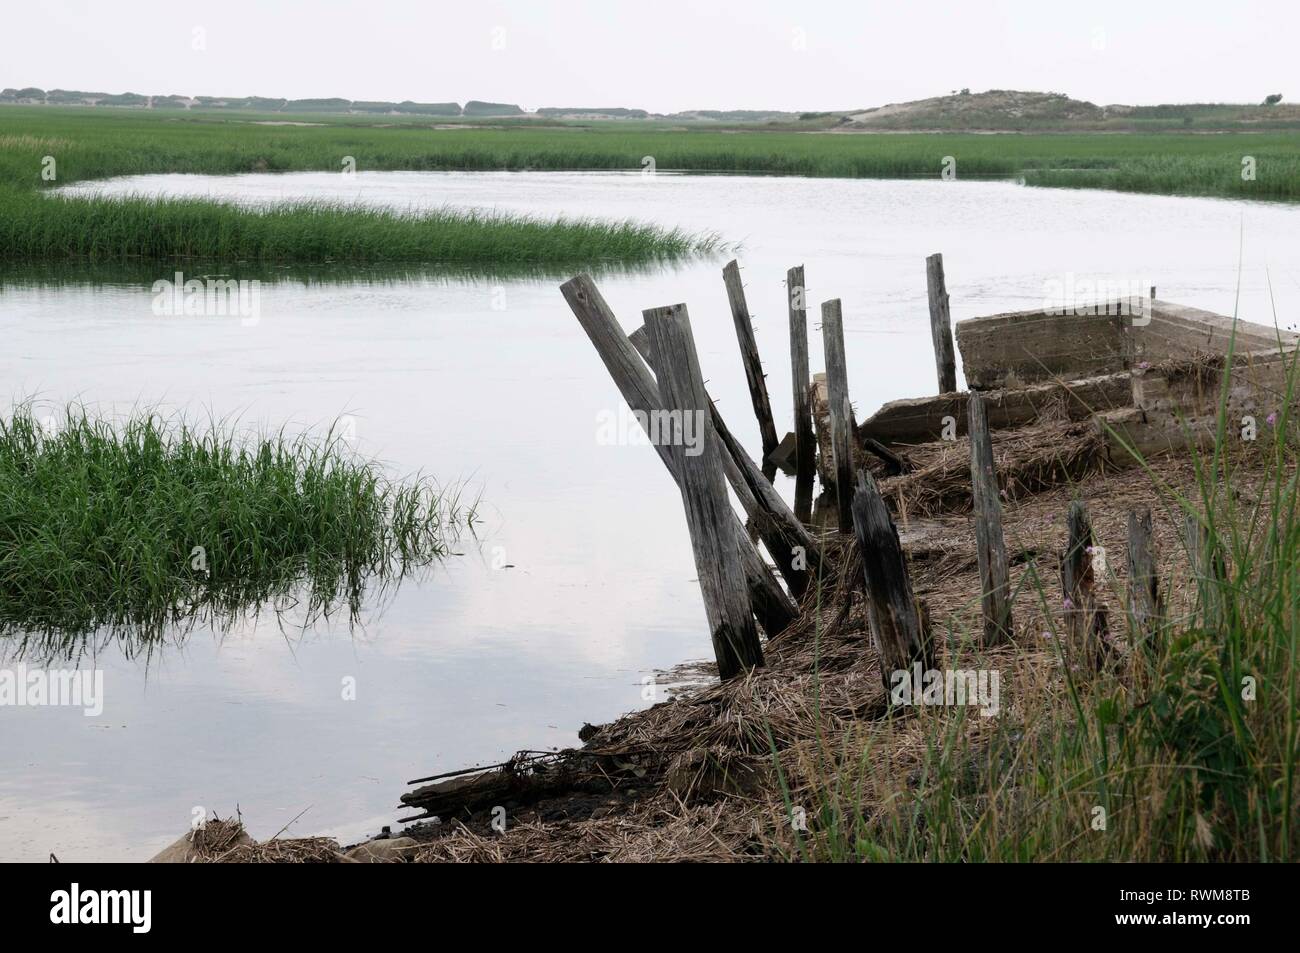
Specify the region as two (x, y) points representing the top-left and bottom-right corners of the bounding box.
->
(821, 298), (856, 533)
(560, 276), (797, 636)
(852, 470), (935, 694)
(645, 303), (764, 680)
(1061, 500), (1109, 670)
(1126, 506), (1162, 652)
(787, 265), (816, 522)
(968, 391), (1013, 644)
(722, 260), (779, 475)
(926, 253), (958, 394)
(629, 323), (824, 597)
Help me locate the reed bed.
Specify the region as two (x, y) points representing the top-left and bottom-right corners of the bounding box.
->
(0, 188), (715, 264)
(0, 110), (724, 265)
(0, 404), (474, 654)
(4, 108), (1296, 203)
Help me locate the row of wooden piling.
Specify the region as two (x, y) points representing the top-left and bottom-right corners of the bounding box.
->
(559, 258), (1204, 685)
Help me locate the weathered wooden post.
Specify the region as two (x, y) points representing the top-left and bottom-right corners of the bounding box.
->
(645, 302), (764, 679)
(560, 275), (797, 636)
(926, 253), (958, 394)
(1126, 506), (1162, 651)
(852, 470), (934, 693)
(787, 265), (816, 522)
(968, 391), (1013, 644)
(629, 323), (825, 597)
(821, 298), (856, 533)
(1061, 500), (1108, 670)
(1184, 513), (1225, 627)
(722, 260), (779, 475)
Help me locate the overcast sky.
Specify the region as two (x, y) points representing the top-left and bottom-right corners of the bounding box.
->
(2, 0), (1292, 113)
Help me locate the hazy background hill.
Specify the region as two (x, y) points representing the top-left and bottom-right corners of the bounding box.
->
(2, 86), (1294, 131)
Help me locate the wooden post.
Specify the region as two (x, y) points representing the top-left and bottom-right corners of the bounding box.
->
(1184, 513), (1225, 627)
(722, 260), (779, 475)
(926, 253), (958, 394)
(1061, 500), (1108, 670)
(852, 470), (934, 693)
(560, 275), (797, 636)
(821, 298), (856, 533)
(629, 323), (824, 597)
(1126, 506), (1162, 651)
(787, 265), (816, 522)
(968, 391), (1013, 644)
(645, 303), (764, 680)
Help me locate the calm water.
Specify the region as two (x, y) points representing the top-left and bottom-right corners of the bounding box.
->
(2, 172), (1297, 861)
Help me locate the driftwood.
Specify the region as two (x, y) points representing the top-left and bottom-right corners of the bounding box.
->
(862, 435), (910, 475)
(400, 751), (597, 822)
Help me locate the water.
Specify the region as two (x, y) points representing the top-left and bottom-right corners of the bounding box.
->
(2, 172), (1297, 861)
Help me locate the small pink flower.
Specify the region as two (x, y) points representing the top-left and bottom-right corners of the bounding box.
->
(1267, 412), (1278, 427)
(1138, 361), (1151, 370)
(1063, 597), (1075, 610)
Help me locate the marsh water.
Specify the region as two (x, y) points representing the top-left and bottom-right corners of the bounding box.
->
(3, 171), (1298, 861)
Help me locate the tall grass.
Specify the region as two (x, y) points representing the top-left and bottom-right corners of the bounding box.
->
(0, 189), (715, 264)
(0, 404), (476, 656)
(3, 108), (1296, 202)
(0, 109), (723, 265)
(776, 327), (1300, 862)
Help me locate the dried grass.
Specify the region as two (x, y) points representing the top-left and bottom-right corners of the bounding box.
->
(396, 438), (1277, 862)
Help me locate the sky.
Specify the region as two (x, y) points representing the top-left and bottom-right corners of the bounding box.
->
(2, 0), (1293, 113)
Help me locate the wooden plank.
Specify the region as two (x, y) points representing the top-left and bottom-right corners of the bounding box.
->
(560, 275), (797, 636)
(862, 436), (910, 475)
(644, 302), (764, 680)
(852, 470), (934, 693)
(722, 260), (779, 474)
(787, 265), (816, 522)
(820, 298), (856, 533)
(629, 323), (824, 597)
(1126, 506), (1162, 652)
(1061, 500), (1108, 670)
(967, 391), (1013, 644)
(926, 253), (958, 394)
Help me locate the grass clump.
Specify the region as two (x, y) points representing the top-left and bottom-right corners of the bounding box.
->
(0, 404), (474, 653)
(0, 189), (716, 264)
